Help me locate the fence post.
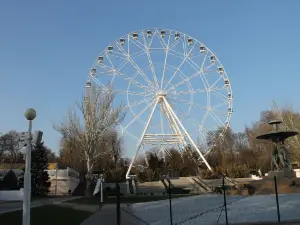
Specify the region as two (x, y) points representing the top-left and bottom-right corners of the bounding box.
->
(168, 179), (173, 225)
(116, 182), (121, 225)
(222, 176), (229, 225)
(274, 176), (281, 223)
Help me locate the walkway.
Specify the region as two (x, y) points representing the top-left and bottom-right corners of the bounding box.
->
(0, 196), (82, 214)
(80, 204), (140, 225)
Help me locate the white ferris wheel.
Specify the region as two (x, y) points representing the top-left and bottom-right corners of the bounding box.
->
(87, 28), (233, 179)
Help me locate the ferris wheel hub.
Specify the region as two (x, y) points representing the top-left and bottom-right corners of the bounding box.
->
(156, 91), (167, 103)
(156, 91), (166, 97)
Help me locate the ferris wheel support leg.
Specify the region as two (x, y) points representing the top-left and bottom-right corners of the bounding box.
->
(162, 103), (186, 149)
(125, 99), (159, 179)
(163, 97), (213, 172)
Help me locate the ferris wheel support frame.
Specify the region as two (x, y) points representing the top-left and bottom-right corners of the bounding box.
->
(125, 95), (212, 179)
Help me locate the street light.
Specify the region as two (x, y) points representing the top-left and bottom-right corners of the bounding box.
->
(23, 108), (36, 225)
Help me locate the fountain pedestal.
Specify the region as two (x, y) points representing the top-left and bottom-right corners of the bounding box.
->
(266, 168), (296, 180)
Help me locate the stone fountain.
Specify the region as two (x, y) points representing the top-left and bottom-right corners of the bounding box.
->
(256, 120), (298, 179)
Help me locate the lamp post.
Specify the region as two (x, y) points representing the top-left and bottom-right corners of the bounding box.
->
(166, 175), (173, 225)
(23, 108), (36, 225)
(99, 174), (104, 203)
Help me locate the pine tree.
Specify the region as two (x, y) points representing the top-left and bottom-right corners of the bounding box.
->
(2, 170), (18, 190)
(31, 142), (51, 196)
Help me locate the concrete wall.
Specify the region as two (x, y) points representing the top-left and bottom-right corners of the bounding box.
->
(46, 167), (80, 196)
(0, 189), (23, 201)
(294, 169), (300, 178)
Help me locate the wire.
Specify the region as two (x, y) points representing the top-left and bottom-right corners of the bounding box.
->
(216, 206), (224, 224)
(174, 195), (251, 225)
(121, 207), (151, 225)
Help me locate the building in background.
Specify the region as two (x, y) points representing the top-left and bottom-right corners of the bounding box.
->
(46, 164), (80, 196)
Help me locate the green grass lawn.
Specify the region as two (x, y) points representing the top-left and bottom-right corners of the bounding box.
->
(68, 194), (197, 205)
(0, 205), (93, 225)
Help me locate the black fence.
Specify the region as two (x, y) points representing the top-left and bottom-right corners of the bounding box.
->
(110, 176), (300, 225)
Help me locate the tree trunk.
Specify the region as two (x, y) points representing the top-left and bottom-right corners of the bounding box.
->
(85, 158), (93, 198)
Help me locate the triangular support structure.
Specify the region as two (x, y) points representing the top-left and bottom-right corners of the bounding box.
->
(125, 95), (212, 179)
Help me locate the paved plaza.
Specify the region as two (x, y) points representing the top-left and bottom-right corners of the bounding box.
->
(130, 194), (300, 225)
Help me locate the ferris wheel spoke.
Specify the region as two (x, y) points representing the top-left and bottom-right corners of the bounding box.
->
(109, 51), (127, 60)
(114, 89), (154, 97)
(189, 52), (204, 59)
(168, 97), (206, 110)
(119, 126), (139, 141)
(182, 35), (188, 56)
(128, 35), (148, 52)
(164, 64), (195, 110)
(200, 111), (210, 128)
(115, 42), (157, 91)
(209, 110), (225, 128)
(163, 62), (195, 100)
(174, 107), (198, 129)
(170, 88), (206, 96)
(90, 76), (109, 90)
(166, 56), (211, 93)
(208, 75), (223, 89)
(211, 90), (228, 102)
(211, 86), (229, 92)
(163, 42), (197, 91)
(104, 51), (118, 70)
(156, 29), (169, 49)
(127, 71), (156, 94)
(97, 59), (153, 92)
(211, 101), (229, 110)
(122, 98), (152, 111)
(166, 70), (201, 93)
(160, 34), (172, 90)
(176, 71), (194, 113)
(145, 30), (155, 48)
(99, 63), (153, 92)
(174, 107), (210, 146)
(168, 36), (182, 52)
(185, 58), (210, 88)
(141, 31), (159, 89)
(123, 99), (156, 130)
(126, 99), (159, 129)
(124, 56), (156, 90)
(160, 48), (169, 90)
(168, 50), (185, 60)
(213, 110), (229, 116)
(160, 104), (164, 134)
(123, 74), (153, 92)
(114, 59), (129, 74)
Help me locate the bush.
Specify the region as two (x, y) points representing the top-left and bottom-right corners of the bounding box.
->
(226, 164), (250, 178)
(101, 186), (124, 197)
(201, 170), (220, 179)
(2, 170), (19, 190)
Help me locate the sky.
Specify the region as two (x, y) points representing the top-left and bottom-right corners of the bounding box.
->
(1, 0), (300, 156)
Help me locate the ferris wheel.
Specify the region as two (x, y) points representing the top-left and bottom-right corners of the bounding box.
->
(87, 28), (233, 178)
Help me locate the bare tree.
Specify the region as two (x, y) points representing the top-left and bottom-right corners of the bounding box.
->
(109, 136), (123, 171)
(0, 131), (25, 167)
(54, 86), (125, 196)
(59, 138), (85, 173)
